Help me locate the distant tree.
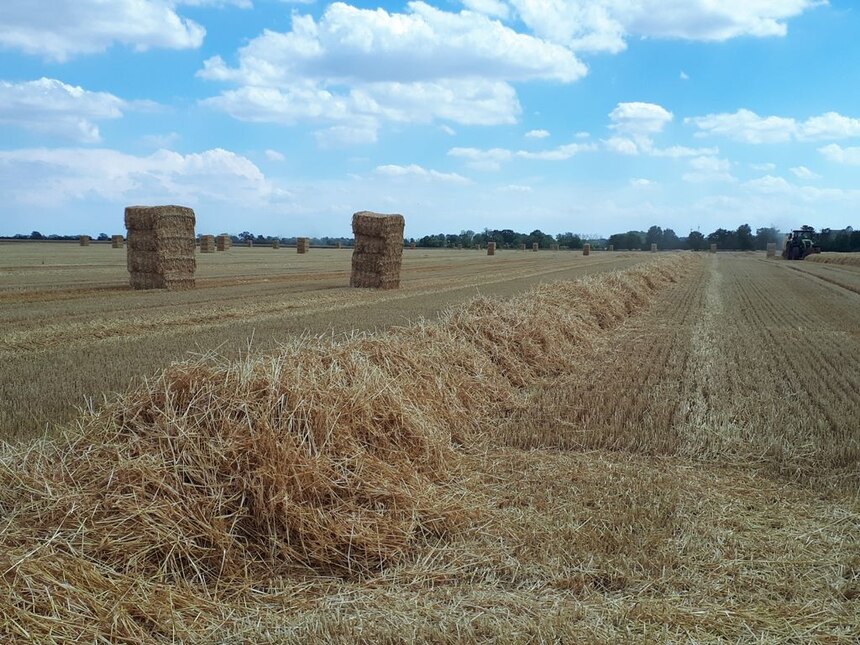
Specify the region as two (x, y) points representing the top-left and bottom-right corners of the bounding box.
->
(645, 225), (663, 250)
(97, 233), (110, 241)
(662, 228), (680, 250)
(238, 231), (254, 241)
(686, 230), (705, 251)
(754, 227), (781, 250)
(736, 224), (754, 250)
(30, 231), (44, 240)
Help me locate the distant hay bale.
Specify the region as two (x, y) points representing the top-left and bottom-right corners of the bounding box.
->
(272, 239), (280, 249)
(608, 245), (614, 252)
(111, 235), (124, 249)
(550, 244), (559, 251)
(245, 239), (253, 248)
(350, 211), (404, 289)
(520, 243), (526, 251)
(532, 242), (539, 252)
(583, 243), (591, 256)
(297, 237), (310, 254)
(710, 243), (717, 254)
(766, 242), (776, 258)
(216, 235), (231, 252)
(125, 205), (196, 290)
(651, 243), (658, 253)
(79, 235), (91, 247)
(487, 242), (496, 256)
(410, 242), (416, 250)
(336, 241), (342, 250)
(200, 235), (215, 253)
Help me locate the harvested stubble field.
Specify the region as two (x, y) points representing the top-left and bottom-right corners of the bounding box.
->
(0, 247), (858, 643)
(805, 252), (860, 268)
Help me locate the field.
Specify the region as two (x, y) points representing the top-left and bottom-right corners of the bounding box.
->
(1, 244), (858, 643)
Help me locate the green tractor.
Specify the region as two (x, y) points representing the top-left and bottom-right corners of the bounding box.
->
(782, 229), (822, 260)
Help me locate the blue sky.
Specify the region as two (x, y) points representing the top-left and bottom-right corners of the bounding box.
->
(1, 0), (858, 238)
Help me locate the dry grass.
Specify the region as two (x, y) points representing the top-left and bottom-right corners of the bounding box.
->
(0, 257), (706, 642)
(805, 252), (860, 267)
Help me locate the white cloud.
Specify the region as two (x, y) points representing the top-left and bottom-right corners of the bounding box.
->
(0, 78), (124, 143)
(374, 163), (471, 184)
(609, 101), (673, 135)
(462, 0), (511, 19)
(680, 70), (689, 80)
(199, 2), (585, 141)
(682, 156), (735, 183)
(630, 178), (654, 187)
(141, 132), (181, 148)
(649, 144), (718, 158)
(525, 129), (550, 138)
(507, 0), (817, 54)
(515, 141), (596, 160)
(687, 109), (795, 144)
(743, 175), (792, 193)
(789, 165), (819, 180)
(575, 131), (590, 139)
(0, 0), (237, 61)
(750, 162), (776, 171)
(819, 143), (860, 165)
(314, 124), (378, 148)
(0, 147), (282, 207)
(448, 146), (513, 171)
(265, 149), (286, 161)
(688, 109), (860, 144)
(439, 124), (457, 136)
(603, 136), (639, 155)
(499, 184), (533, 192)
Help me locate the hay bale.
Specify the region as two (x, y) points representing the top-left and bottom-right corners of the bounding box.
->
(200, 235), (215, 253)
(487, 242), (496, 256)
(651, 243), (658, 253)
(111, 235), (124, 249)
(520, 243), (526, 251)
(710, 243), (717, 254)
(350, 211), (404, 289)
(297, 237), (310, 254)
(336, 241), (342, 250)
(532, 242), (539, 252)
(583, 243), (591, 256)
(608, 245), (614, 252)
(410, 242), (416, 250)
(216, 235), (231, 251)
(272, 239), (280, 249)
(79, 235), (91, 247)
(766, 242), (776, 258)
(550, 244), (559, 251)
(125, 205), (196, 290)
(245, 239), (253, 248)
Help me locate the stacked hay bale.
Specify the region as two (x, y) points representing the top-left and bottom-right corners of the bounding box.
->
(608, 244), (614, 252)
(79, 235), (91, 247)
(272, 239), (280, 249)
(216, 235), (231, 251)
(245, 239), (254, 248)
(200, 235), (215, 253)
(583, 243), (591, 256)
(487, 242), (496, 256)
(125, 205), (196, 290)
(350, 211), (404, 290)
(111, 235), (124, 249)
(532, 243), (539, 252)
(710, 243), (718, 254)
(297, 237), (310, 254)
(651, 243), (658, 253)
(550, 243), (559, 251)
(766, 242), (777, 258)
(410, 242), (416, 250)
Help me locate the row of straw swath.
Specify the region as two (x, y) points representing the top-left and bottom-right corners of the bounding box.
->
(803, 252), (860, 267)
(0, 256), (695, 642)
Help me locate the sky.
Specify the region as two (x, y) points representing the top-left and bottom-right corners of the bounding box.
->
(0, 0), (858, 239)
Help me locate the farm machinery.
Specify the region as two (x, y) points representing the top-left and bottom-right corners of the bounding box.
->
(782, 229), (822, 260)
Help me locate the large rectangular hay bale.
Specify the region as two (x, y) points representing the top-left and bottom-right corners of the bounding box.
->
(766, 242), (776, 258)
(350, 211), (404, 289)
(79, 235), (91, 247)
(608, 244), (614, 252)
(651, 243), (658, 253)
(487, 241), (496, 256)
(216, 235), (231, 251)
(200, 235), (215, 253)
(125, 205), (196, 290)
(532, 242), (539, 252)
(111, 235), (124, 249)
(297, 237), (310, 254)
(710, 243), (717, 254)
(272, 239), (280, 249)
(583, 243), (591, 256)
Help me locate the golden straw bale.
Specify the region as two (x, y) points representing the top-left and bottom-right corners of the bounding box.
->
(350, 211), (405, 289)
(125, 205), (196, 290)
(583, 243), (591, 256)
(487, 242), (496, 256)
(111, 235), (124, 249)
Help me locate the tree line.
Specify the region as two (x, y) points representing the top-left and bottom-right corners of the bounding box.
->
(5, 225), (859, 251)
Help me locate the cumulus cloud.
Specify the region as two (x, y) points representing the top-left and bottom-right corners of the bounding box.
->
(688, 109), (860, 143)
(525, 129), (550, 138)
(506, 0), (817, 53)
(199, 2), (586, 142)
(818, 143), (860, 165)
(609, 101), (673, 135)
(630, 178), (654, 187)
(0, 0), (252, 61)
(0, 78), (125, 143)
(448, 146), (514, 171)
(789, 165), (820, 180)
(462, 0), (511, 19)
(0, 146), (282, 207)
(498, 184), (533, 192)
(265, 149), (286, 161)
(374, 163), (471, 184)
(750, 162), (776, 171)
(515, 141), (596, 160)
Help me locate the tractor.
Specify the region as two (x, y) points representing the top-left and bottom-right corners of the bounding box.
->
(782, 229), (822, 260)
